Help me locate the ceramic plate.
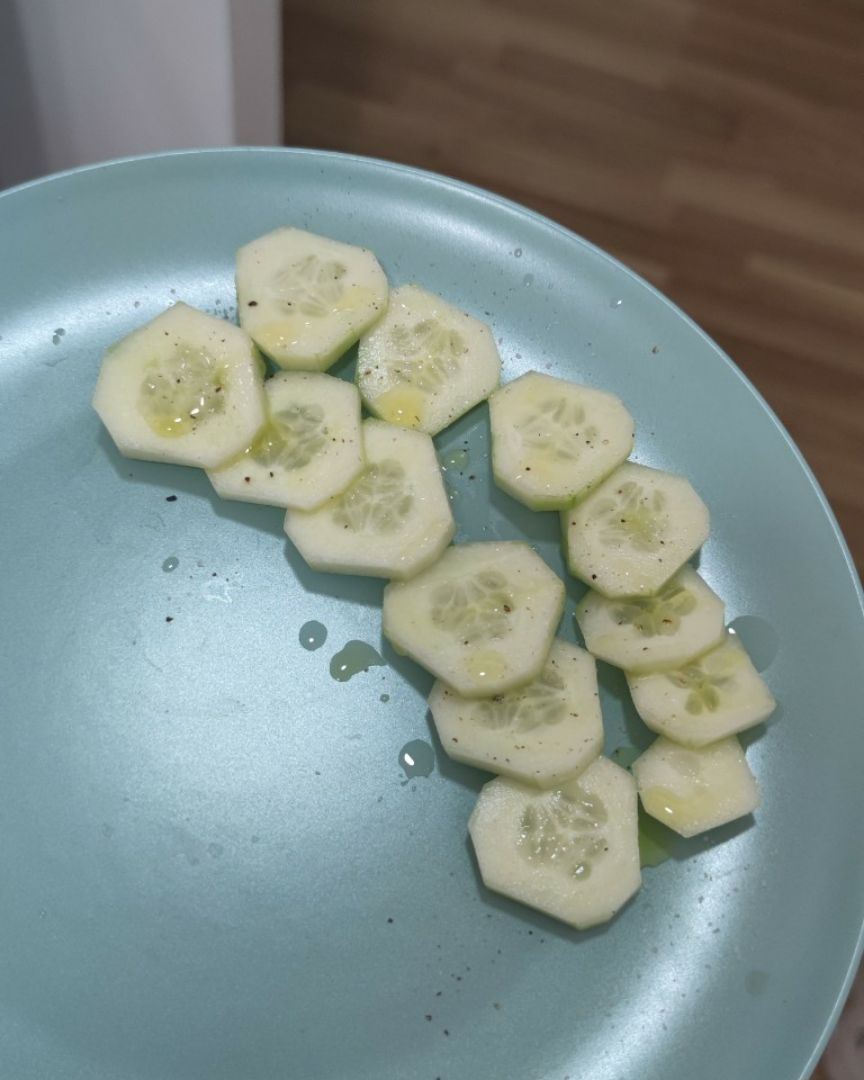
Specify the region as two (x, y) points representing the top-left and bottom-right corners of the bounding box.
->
(1, 149), (862, 1080)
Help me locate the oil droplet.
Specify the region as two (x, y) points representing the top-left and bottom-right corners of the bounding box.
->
(439, 447), (470, 471)
(204, 579), (231, 603)
(638, 808), (674, 868)
(329, 640), (386, 682)
(162, 556), (179, 573)
(299, 620), (327, 651)
(522, 273), (534, 287)
(380, 693), (390, 703)
(514, 248), (523, 257)
(745, 970), (769, 996)
(610, 298), (623, 308)
(373, 385), (425, 428)
(399, 739), (435, 779)
(728, 616), (779, 672)
(466, 649), (507, 683)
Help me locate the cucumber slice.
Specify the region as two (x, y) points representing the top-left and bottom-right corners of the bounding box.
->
(468, 757), (641, 929)
(562, 462), (709, 597)
(92, 302), (266, 469)
(206, 372), (363, 510)
(356, 284), (501, 435)
(236, 227), (388, 371)
(283, 419), (454, 580)
(575, 565), (724, 673)
(383, 542), (565, 697)
(489, 372), (634, 510)
(626, 630), (776, 747)
(632, 736), (760, 838)
(429, 640), (603, 787)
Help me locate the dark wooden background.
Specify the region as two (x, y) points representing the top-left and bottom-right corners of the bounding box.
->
(281, 2), (864, 1076)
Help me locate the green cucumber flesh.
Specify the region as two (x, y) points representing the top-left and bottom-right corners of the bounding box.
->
(429, 639), (603, 787)
(357, 284), (500, 436)
(92, 302), (266, 470)
(575, 565), (725, 673)
(626, 630), (776, 747)
(236, 227), (388, 371)
(632, 736), (760, 838)
(490, 371), (634, 510)
(284, 418), (454, 580)
(383, 541), (565, 697)
(563, 461), (709, 597)
(469, 757), (641, 929)
(207, 371), (363, 510)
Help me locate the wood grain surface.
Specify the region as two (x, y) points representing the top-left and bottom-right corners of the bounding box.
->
(282, 2), (864, 1077)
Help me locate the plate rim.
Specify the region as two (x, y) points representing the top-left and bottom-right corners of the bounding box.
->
(2, 145), (862, 1080)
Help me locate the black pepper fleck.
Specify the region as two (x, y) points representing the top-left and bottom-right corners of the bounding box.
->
(165, 495), (177, 502)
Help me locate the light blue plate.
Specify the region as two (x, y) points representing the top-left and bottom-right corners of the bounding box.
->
(1, 149), (862, 1080)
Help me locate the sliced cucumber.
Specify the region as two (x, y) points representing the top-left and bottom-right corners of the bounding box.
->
(383, 542), (565, 697)
(626, 630), (776, 747)
(356, 284), (501, 436)
(236, 227), (388, 371)
(575, 565), (725, 673)
(562, 462), (709, 597)
(284, 419), (454, 580)
(468, 757), (641, 929)
(489, 372), (634, 510)
(92, 302), (266, 469)
(429, 639), (603, 787)
(206, 371), (363, 510)
(632, 736), (760, 838)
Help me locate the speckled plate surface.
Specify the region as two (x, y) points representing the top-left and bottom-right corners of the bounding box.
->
(1, 149), (862, 1080)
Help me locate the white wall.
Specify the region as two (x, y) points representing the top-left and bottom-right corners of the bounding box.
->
(0, 0), (281, 189)
(231, 0), (283, 146)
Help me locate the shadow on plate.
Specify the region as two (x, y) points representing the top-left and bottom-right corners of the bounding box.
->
(96, 426), (286, 540)
(378, 638), (434, 700)
(283, 535), (386, 610)
(597, 659), (654, 753)
(423, 708), (488, 795)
